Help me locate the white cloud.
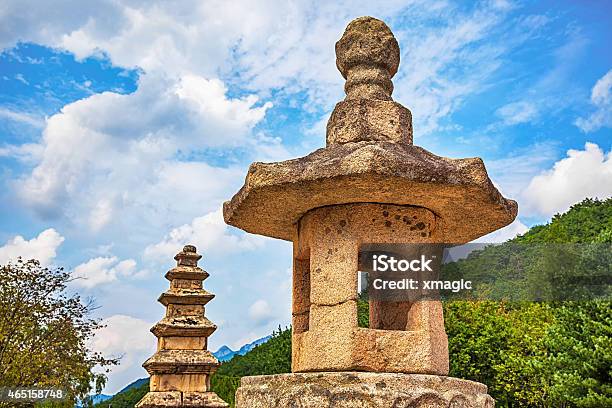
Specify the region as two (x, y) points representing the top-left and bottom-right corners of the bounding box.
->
(393, 5), (515, 135)
(89, 199), (114, 233)
(0, 107), (45, 128)
(521, 142), (612, 217)
(248, 299), (274, 325)
(0, 1), (124, 51)
(88, 314), (155, 394)
(14, 72), (270, 230)
(475, 218), (529, 243)
(0, 228), (64, 266)
(175, 75), (273, 132)
(3, 1), (550, 240)
(495, 101), (538, 125)
(14, 73), (28, 85)
(144, 208), (264, 262)
(0, 142), (43, 164)
(575, 69), (612, 132)
(487, 141), (559, 199)
(479, 28), (588, 136)
(72, 256), (141, 288)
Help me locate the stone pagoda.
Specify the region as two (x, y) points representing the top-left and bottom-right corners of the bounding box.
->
(136, 245), (228, 408)
(224, 16), (517, 407)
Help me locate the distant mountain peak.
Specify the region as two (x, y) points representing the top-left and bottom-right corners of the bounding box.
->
(213, 335), (272, 362)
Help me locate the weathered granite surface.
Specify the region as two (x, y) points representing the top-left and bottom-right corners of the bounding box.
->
(137, 391), (228, 408)
(235, 372), (494, 408)
(335, 17), (400, 101)
(292, 204), (448, 375)
(224, 141), (516, 243)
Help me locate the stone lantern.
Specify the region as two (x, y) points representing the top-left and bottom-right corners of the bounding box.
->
(224, 16), (516, 407)
(136, 245), (228, 408)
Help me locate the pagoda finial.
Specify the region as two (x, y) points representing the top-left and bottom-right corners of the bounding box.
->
(174, 244), (202, 267)
(335, 16), (400, 101)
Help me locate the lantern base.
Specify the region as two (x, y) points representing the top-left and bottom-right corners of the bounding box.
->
(235, 372), (494, 408)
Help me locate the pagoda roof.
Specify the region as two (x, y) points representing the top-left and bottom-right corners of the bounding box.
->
(158, 288), (214, 306)
(165, 265), (209, 281)
(151, 315), (217, 338)
(143, 349), (219, 374)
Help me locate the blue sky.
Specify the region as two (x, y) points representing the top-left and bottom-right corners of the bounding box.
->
(0, 0), (611, 394)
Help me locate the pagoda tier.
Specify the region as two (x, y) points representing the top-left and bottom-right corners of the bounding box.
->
(158, 288), (215, 306)
(136, 245), (228, 408)
(143, 350), (219, 373)
(151, 315), (217, 338)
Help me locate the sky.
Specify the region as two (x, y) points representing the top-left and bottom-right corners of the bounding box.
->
(0, 0), (611, 394)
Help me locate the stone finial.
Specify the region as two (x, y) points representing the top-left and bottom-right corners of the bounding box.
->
(326, 16), (412, 146)
(175, 244), (202, 267)
(335, 16), (400, 101)
(183, 244), (197, 253)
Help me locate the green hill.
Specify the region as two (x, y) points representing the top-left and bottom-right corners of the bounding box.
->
(515, 197), (612, 243)
(441, 198), (611, 302)
(441, 198), (611, 406)
(92, 377), (148, 408)
(97, 198), (611, 408)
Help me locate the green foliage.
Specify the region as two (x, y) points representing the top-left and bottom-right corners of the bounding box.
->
(441, 198), (612, 302)
(0, 259), (118, 408)
(443, 241), (611, 302)
(357, 298), (611, 407)
(545, 301), (612, 407)
(216, 326), (291, 378)
(93, 327), (292, 408)
(358, 198), (612, 407)
(211, 375), (241, 407)
(94, 380), (149, 408)
(444, 301), (556, 406)
(594, 228), (612, 243)
(441, 198), (612, 406)
(213, 326), (291, 406)
(357, 292), (370, 327)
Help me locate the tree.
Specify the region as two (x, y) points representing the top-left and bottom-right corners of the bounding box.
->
(545, 301), (612, 407)
(0, 259), (118, 407)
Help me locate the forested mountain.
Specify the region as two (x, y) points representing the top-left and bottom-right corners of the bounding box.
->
(441, 198), (611, 302)
(516, 198), (612, 243)
(96, 198), (611, 408)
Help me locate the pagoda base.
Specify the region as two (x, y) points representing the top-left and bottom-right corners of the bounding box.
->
(136, 391), (228, 408)
(235, 372), (494, 408)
